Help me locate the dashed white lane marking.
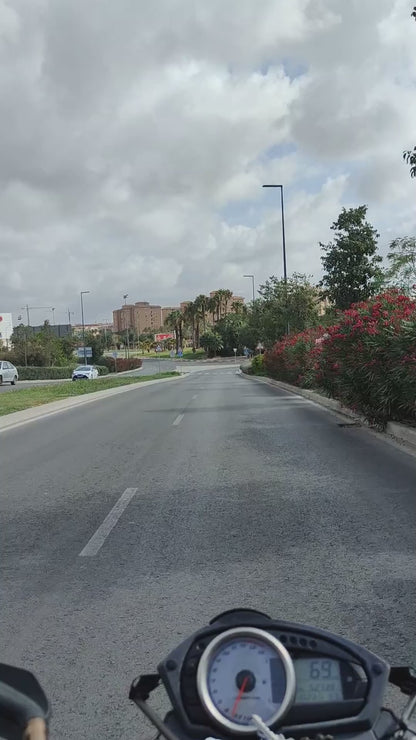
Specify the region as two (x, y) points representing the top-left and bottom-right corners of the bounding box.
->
(79, 487), (138, 557)
(192, 394), (198, 400)
(172, 413), (184, 426)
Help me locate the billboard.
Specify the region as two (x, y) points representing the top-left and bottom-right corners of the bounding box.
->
(0, 313), (13, 348)
(154, 332), (174, 341)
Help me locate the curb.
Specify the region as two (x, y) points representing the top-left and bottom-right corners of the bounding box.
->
(241, 372), (416, 452)
(0, 375), (185, 434)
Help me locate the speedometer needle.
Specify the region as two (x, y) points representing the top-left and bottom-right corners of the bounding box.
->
(231, 675), (249, 717)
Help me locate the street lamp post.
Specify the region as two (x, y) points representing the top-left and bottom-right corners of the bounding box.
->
(243, 274), (255, 303)
(51, 307), (55, 326)
(262, 184), (288, 333)
(80, 291), (90, 364)
(123, 294), (130, 359)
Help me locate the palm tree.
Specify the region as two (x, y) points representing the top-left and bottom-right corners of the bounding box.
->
(165, 310), (184, 353)
(183, 301), (199, 352)
(194, 294), (209, 343)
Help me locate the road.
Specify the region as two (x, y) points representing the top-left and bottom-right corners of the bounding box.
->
(1, 368), (415, 738)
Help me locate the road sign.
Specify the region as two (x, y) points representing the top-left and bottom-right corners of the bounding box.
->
(112, 351), (118, 358)
(155, 332), (174, 341)
(77, 347), (92, 358)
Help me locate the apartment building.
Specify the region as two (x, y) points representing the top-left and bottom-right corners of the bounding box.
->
(113, 302), (181, 334)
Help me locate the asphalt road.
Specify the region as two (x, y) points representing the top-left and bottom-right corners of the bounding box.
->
(1, 368), (415, 739)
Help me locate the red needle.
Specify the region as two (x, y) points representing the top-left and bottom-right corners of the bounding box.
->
(231, 675), (249, 717)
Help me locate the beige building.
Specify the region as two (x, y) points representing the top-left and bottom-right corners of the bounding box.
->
(113, 302), (182, 335)
(113, 292), (245, 335)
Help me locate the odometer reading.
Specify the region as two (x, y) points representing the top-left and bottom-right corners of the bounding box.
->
(295, 659), (343, 704)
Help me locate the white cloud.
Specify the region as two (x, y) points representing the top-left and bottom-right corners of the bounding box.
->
(0, 0), (415, 323)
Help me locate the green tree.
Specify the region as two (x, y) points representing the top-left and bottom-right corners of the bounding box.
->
(199, 329), (224, 357)
(320, 206), (383, 311)
(248, 273), (320, 346)
(385, 236), (416, 294)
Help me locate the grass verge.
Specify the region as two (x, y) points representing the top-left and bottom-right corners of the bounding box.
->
(0, 373), (180, 417)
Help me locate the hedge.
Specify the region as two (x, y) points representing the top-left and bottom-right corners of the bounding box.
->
(98, 357), (143, 373)
(16, 365), (109, 380)
(263, 291), (416, 427)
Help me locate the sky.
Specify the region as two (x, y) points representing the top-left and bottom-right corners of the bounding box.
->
(1, 0), (415, 326)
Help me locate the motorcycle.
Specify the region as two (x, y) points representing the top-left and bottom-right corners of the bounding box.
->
(0, 609), (415, 740)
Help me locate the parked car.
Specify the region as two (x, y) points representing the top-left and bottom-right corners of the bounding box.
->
(71, 365), (99, 381)
(0, 360), (19, 385)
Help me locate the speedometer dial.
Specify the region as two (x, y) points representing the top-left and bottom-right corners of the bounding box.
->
(196, 627), (295, 735)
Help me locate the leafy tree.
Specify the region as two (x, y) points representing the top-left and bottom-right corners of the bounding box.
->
(385, 236), (416, 294)
(248, 273), (320, 346)
(194, 294), (209, 336)
(320, 206), (383, 310)
(199, 329), (224, 357)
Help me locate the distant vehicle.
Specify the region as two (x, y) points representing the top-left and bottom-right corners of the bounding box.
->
(71, 365), (99, 381)
(0, 360), (18, 385)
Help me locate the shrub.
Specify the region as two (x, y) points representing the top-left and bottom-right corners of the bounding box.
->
(316, 291), (416, 425)
(17, 366), (75, 380)
(264, 326), (324, 387)
(98, 356), (143, 373)
(250, 354), (266, 376)
(264, 291), (416, 426)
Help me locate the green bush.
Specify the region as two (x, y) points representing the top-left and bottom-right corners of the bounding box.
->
(16, 365), (109, 380)
(98, 356), (143, 373)
(95, 365), (109, 376)
(250, 354), (266, 375)
(17, 366), (75, 380)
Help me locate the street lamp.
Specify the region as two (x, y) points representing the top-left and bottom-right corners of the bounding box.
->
(243, 274), (255, 303)
(80, 291), (90, 365)
(262, 184), (287, 282)
(51, 307), (55, 326)
(123, 294), (130, 358)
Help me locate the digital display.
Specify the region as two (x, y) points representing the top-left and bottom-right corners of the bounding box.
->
(294, 659), (343, 704)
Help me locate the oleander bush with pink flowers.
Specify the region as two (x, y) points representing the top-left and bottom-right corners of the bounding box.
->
(263, 291), (416, 426)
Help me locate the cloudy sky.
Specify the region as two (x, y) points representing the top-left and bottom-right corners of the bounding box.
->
(1, 0), (415, 325)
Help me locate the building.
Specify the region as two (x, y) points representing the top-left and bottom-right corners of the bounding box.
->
(0, 313), (13, 349)
(113, 302), (173, 335)
(72, 322), (113, 335)
(112, 292), (245, 335)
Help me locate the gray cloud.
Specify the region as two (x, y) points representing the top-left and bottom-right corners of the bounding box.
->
(0, 0), (415, 325)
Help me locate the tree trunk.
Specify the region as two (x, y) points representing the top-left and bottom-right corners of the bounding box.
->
(175, 326), (179, 353)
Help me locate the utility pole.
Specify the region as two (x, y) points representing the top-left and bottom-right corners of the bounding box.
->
(80, 291), (90, 364)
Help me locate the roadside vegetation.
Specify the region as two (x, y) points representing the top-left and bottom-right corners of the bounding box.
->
(0, 373), (179, 417)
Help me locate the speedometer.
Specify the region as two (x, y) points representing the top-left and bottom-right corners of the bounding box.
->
(196, 627), (295, 735)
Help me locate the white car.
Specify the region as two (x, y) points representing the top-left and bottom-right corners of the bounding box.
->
(0, 360), (18, 385)
(71, 365), (99, 381)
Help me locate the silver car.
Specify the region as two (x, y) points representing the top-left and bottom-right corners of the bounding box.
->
(0, 360), (19, 385)
(72, 365), (99, 380)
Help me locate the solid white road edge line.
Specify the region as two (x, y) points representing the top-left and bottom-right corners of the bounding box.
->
(79, 487), (138, 557)
(172, 413), (184, 426)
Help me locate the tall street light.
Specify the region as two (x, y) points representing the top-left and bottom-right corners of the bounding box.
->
(243, 274), (255, 303)
(80, 291), (90, 364)
(262, 184), (287, 282)
(123, 294), (130, 359)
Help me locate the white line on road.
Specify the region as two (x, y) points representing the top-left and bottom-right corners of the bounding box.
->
(192, 394), (198, 399)
(79, 487), (138, 557)
(172, 413), (184, 426)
